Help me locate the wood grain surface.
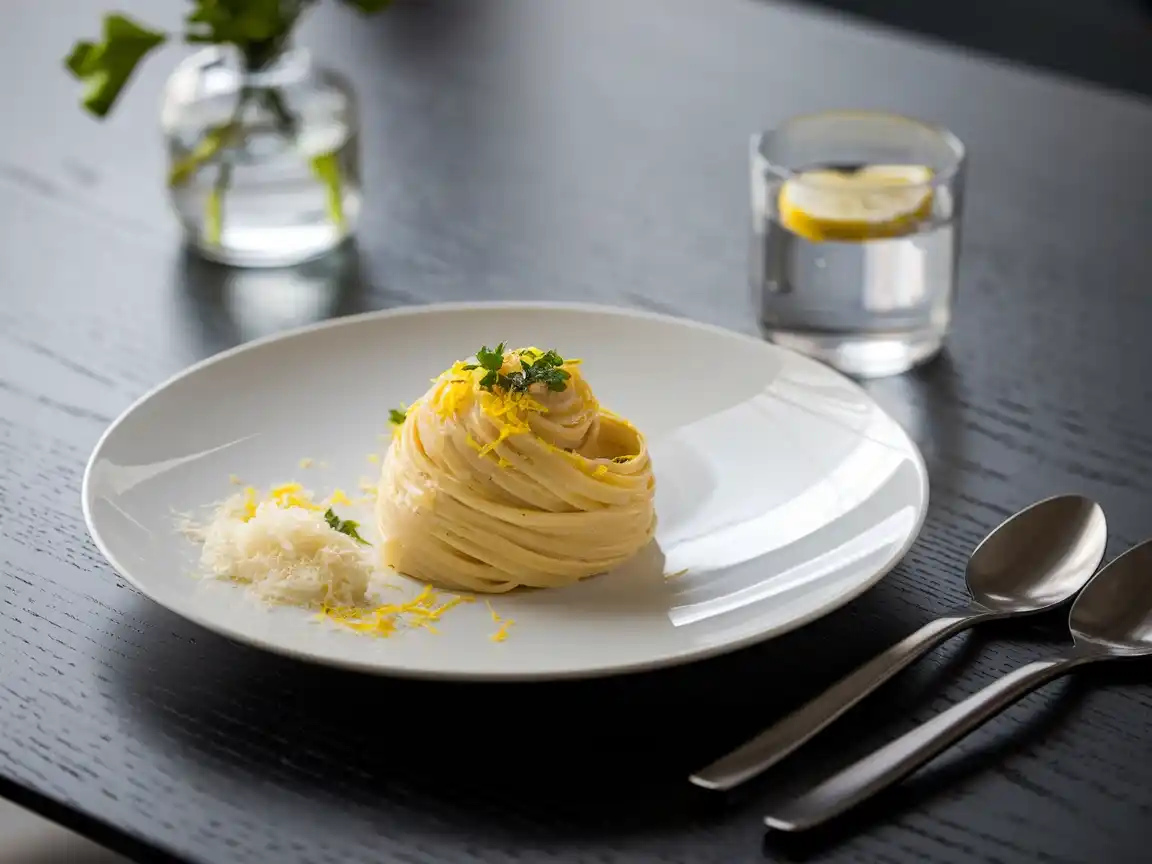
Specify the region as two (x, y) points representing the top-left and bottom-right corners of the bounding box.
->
(3, 1), (1152, 862)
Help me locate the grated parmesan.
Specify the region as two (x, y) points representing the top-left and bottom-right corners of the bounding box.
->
(185, 480), (480, 641)
(197, 494), (372, 607)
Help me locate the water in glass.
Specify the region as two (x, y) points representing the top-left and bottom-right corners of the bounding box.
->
(163, 47), (361, 268)
(751, 113), (965, 378)
(754, 177), (958, 378)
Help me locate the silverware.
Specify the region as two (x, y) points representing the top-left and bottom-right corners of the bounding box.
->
(764, 537), (1152, 832)
(690, 495), (1107, 791)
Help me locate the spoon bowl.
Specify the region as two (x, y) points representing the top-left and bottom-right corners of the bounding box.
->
(1070, 539), (1152, 654)
(966, 494), (1108, 613)
(764, 537), (1152, 832)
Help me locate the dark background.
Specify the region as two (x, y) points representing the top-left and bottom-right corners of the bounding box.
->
(802, 0), (1152, 98)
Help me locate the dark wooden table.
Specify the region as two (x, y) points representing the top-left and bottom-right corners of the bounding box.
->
(4, 1), (1152, 862)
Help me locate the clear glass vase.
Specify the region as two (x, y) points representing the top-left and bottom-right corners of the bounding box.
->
(161, 45), (361, 268)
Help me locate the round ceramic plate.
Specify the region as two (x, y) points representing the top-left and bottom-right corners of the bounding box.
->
(83, 302), (928, 680)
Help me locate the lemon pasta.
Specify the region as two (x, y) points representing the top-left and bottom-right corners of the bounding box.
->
(376, 345), (656, 593)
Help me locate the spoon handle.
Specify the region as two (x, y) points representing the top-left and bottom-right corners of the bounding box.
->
(691, 608), (988, 791)
(764, 655), (1079, 832)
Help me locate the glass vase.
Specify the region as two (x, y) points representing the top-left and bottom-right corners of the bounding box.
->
(161, 45), (361, 268)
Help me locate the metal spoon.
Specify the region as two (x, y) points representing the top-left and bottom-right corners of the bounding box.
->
(690, 494), (1107, 791)
(764, 537), (1152, 831)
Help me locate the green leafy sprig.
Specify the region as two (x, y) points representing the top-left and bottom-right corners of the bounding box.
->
(388, 405), (407, 425)
(65, 2), (393, 248)
(65, 1), (391, 119)
(463, 344), (571, 394)
(66, 14), (167, 118)
(324, 507), (369, 545)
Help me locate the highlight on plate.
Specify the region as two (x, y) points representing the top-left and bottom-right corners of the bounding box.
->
(377, 343), (657, 593)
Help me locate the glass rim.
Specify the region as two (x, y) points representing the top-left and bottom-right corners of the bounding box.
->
(754, 110), (966, 190)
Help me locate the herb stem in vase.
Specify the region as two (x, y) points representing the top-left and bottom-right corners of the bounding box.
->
(65, 1), (391, 268)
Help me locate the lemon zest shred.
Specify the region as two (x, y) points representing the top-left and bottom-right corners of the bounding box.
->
(240, 486), (258, 521)
(326, 488), (353, 507)
(482, 599), (514, 641)
(479, 425), (516, 457)
(319, 586), (473, 639)
(269, 482), (323, 512)
(491, 619), (514, 642)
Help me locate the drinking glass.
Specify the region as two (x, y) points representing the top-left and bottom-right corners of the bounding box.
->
(750, 111), (966, 377)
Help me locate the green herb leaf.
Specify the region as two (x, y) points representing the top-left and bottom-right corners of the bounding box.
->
(65, 13), (167, 118)
(543, 369), (570, 392)
(475, 343), (506, 372)
(338, 0), (395, 13)
(473, 345), (571, 394)
(186, 0), (287, 46)
(324, 508), (370, 545)
(389, 406), (407, 425)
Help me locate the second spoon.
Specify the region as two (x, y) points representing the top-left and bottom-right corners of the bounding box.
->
(690, 494), (1107, 791)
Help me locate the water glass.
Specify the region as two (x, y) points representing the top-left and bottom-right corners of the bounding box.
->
(750, 111), (966, 377)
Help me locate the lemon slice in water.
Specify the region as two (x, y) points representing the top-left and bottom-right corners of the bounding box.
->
(778, 164), (934, 242)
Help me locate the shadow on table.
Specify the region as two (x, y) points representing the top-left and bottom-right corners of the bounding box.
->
(172, 242), (420, 358)
(101, 579), (1084, 844)
(861, 351), (966, 489)
(760, 671), (1090, 862)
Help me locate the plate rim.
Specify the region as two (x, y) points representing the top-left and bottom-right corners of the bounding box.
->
(81, 301), (930, 681)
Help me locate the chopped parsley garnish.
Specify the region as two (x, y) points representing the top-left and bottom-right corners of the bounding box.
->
(463, 343), (570, 394)
(462, 342), (507, 389)
(324, 508), (369, 545)
(389, 405), (407, 425)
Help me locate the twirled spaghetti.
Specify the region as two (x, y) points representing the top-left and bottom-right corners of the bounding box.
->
(376, 346), (656, 593)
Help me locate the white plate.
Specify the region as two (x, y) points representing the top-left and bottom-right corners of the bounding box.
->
(82, 302), (928, 681)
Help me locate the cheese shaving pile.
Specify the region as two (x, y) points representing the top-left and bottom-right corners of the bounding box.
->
(196, 486), (372, 607)
(187, 481), (486, 639)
